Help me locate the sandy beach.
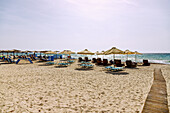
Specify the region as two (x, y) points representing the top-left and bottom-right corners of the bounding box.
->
(0, 60), (170, 113)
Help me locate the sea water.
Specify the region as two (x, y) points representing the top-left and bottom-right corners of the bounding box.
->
(72, 53), (170, 65)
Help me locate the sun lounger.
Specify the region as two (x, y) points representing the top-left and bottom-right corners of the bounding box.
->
(92, 58), (97, 63)
(58, 63), (70, 66)
(27, 58), (33, 64)
(67, 60), (75, 63)
(110, 67), (124, 71)
(16, 59), (20, 64)
(114, 59), (124, 67)
(45, 62), (56, 65)
(85, 57), (91, 62)
(78, 57), (83, 62)
(109, 60), (114, 64)
(4, 58), (15, 63)
(105, 66), (124, 71)
(143, 59), (150, 66)
(126, 60), (137, 68)
(96, 58), (102, 65)
(80, 64), (94, 68)
(80, 61), (91, 64)
(103, 59), (108, 66)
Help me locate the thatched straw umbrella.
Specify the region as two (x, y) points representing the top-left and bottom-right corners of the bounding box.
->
(11, 49), (21, 60)
(96, 51), (105, 58)
(77, 49), (94, 55)
(59, 50), (75, 59)
(124, 49), (135, 60)
(59, 50), (75, 55)
(104, 47), (124, 59)
(77, 49), (94, 60)
(95, 51), (100, 58)
(38, 51), (47, 56)
(55, 50), (59, 53)
(45, 51), (57, 55)
(3, 50), (13, 58)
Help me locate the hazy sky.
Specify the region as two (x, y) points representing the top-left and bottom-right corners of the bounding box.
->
(0, 0), (170, 53)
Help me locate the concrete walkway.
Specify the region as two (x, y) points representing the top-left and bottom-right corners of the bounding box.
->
(142, 68), (169, 113)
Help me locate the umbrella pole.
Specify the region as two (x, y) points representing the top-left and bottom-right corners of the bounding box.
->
(135, 54), (137, 62)
(13, 52), (14, 61)
(113, 54), (115, 59)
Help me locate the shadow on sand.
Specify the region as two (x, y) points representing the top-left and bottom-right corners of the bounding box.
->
(125, 67), (139, 69)
(0, 62), (13, 65)
(55, 66), (68, 68)
(75, 68), (93, 71)
(38, 64), (54, 66)
(105, 71), (129, 75)
(16, 63), (33, 65)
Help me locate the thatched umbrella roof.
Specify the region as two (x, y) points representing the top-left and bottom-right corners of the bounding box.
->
(25, 50), (32, 53)
(124, 49), (135, 60)
(55, 50), (60, 52)
(11, 49), (21, 53)
(3, 50), (13, 53)
(77, 49), (94, 55)
(124, 49), (135, 54)
(134, 51), (142, 55)
(59, 50), (75, 55)
(39, 50), (48, 53)
(98, 51), (105, 55)
(45, 51), (57, 54)
(95, 51), (100, 55)
(104, 47), (124, 55)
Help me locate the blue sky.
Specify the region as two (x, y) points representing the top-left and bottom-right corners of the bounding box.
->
(0, 0), (170, 53)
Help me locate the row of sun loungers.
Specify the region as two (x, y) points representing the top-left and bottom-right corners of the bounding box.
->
(79, 57), (150, 68)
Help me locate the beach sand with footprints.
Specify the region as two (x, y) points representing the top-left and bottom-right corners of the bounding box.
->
(0, 60), (170, 112)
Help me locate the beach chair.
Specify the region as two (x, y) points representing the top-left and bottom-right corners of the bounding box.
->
(126, 60), (137, 68)
(45, 62), (56, 65)
(96, 58), (102, 65)
(85, 57), (91, 62)
(67, 60), (75, 63)
(78, 57), (83, 62)
(51, 56), (54, 61)
(114, 59), (124, 67)
(80, 64), (94, 68)
(92, 58), (97, 63)
(16, 59), (21, 64)
(109, 60), (114, 64)
(80, 61), (91, 64)
(105, 66), (124, 71)
(27, 58), (33, 64)
(103, 59), (108, 66)
(110, 67), (124, 71)
(5, 58), (15, 64)
(58, 62), (70, 66)
(143, 59), (150, 66)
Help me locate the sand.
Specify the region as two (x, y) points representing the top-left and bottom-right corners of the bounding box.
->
(0, 60), (169, 113)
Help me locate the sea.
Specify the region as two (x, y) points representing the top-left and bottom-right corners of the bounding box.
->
(71, 53), (170, 65)
(1, 53), (170, 65)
